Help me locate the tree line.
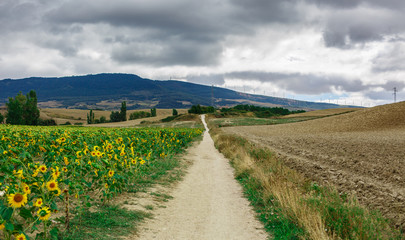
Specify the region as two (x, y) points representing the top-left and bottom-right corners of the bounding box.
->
(220, 104), (305, 117)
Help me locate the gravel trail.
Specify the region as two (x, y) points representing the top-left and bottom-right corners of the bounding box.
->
(135, 115), (267, 240)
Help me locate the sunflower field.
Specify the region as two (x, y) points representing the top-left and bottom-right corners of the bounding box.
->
(0, 125), (202, 240)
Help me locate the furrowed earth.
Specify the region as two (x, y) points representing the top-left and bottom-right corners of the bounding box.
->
(222, 101), (405, 230)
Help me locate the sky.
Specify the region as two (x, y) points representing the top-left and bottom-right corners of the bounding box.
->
(1, 0), (404, 106)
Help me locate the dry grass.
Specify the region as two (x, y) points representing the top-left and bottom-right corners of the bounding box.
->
(209, 118), (403, 239)
(38, 108), (188, 126)
(210, 127), (330, 239)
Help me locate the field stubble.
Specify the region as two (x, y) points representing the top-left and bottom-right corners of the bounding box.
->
(223, 102), (405, 230)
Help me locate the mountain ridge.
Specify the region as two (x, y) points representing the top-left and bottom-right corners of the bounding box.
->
(0, 73), (355, 110)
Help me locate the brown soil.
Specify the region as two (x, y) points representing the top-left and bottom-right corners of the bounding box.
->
(222, 101), (405, 230)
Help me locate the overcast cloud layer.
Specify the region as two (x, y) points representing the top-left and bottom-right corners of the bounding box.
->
(1, 0), (405, 106)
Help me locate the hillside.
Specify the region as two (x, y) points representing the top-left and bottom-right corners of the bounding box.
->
(0, 73), (354, 110)
(222, 101), (405, 230)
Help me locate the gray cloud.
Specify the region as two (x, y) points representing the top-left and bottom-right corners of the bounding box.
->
(372, 42), (405, 73)
(43, 0), (305, 67)
(304, 0), (405, 48)
(187, 71), (368, 95)
(112, 38), (221, 66)
(188, 71), (405, 97)
(1, 0), (405, 105)
(308, 0), (405, 10)
(230, 0), (301, 24)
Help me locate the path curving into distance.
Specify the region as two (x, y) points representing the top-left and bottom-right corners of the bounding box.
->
(136, 115), (267, 240)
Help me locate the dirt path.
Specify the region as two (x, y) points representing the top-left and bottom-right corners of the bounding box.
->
(135, 115), (267, 240)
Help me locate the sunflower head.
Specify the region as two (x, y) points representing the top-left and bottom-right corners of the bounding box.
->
(15, 233), (26, 240)
(0, 222), (5, 230)
(46, 180), (58, 192)
(52, 167), (60, 179)
(108, 170), (114, 178)
(64, 157), (69, 165)
(37, 207), (51, 221)
(39, 165), (47, 173)
(22, 184), (31, 195)
(8, 192), (28, 208)
(34, 198), (43, 207)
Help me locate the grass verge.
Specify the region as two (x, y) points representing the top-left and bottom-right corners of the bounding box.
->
(61, 134), (202, 239)
(209, 126), (403, 239)
(62, 204), (151, 240)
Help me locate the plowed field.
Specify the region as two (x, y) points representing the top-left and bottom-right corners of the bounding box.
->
(222, 102), (405, 230)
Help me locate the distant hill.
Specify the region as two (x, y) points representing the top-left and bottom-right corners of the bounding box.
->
(0, 73), (355, 110)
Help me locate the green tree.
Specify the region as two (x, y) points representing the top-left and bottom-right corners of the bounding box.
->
(6, 92), (25, 125)
(6, 90), (40, 125)
(150, 108), (157, 117)
(120, 101), (127, 121)
(99, 116), (107, 123)
(110, 111), (121, 122)
(0, 112), (4, 123)
(87, 110), (95, 124)
(23, 90), (40, 125)
(172, 109), (178, 116)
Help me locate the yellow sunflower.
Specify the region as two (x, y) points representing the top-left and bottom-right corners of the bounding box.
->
(38, 165), (47, 173)
(34, 198), (43, 207)
(37, 207), (51, 221)
(64, 157), (69, 165)
(0, 222), (5, 230)
(15, 233), (26, 240)
(13, 169), (24, 178)
(7, 192), (28, 208)
(22, 184), (31, 195)
(108, 170), (114, 178)
(32, 170), (39, 177)
(46, 180), (58, 192)
(55, 188), (61, 196)
(52, 167), (60, 179)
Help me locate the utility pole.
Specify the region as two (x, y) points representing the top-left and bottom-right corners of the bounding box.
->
(393, 87), (397, 103)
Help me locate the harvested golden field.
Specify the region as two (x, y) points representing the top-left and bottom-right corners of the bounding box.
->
(40, 108), (188, 125)
(281, 107), (362, 118)
(222, 101), (405, 230)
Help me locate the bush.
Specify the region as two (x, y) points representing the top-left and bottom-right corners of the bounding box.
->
(161, 115), (179, 122)
(99, 116), (107, 123)
(38, 119), (57, 126)
(172, 109), (178, 116)
(188, 105), (215, 114)
(110, 111), (121, 122)
(129, 111), (151, 120)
